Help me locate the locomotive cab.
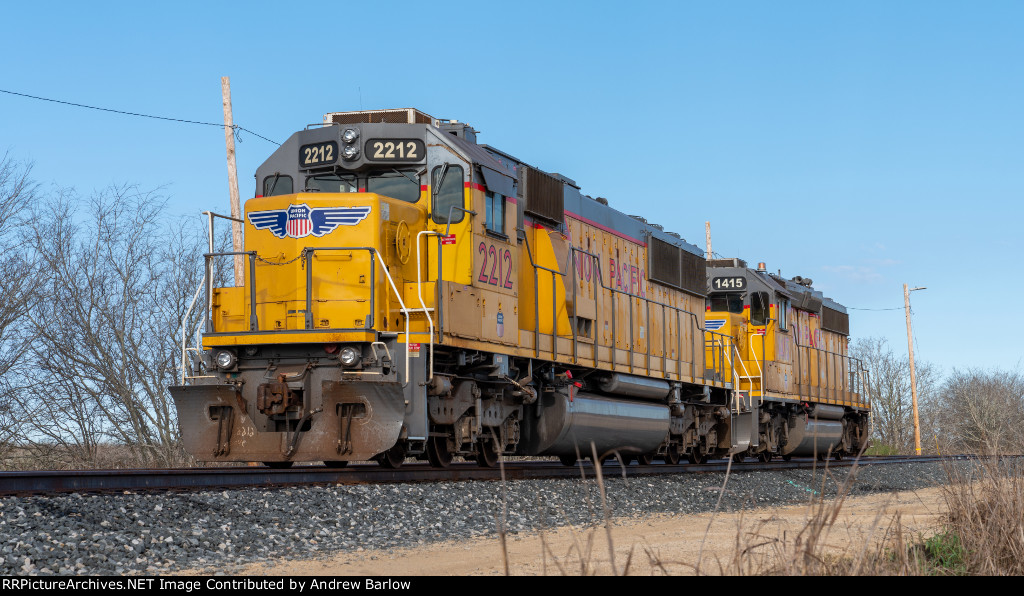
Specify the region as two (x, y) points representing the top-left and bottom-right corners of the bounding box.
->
(170, 109), (527, 466)
(704, 258), (871, 460)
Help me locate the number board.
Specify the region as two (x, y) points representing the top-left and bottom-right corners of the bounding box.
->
(365, 139), (425, 162)
(711, 276), (746, 291)
(299, 141), (338, 168)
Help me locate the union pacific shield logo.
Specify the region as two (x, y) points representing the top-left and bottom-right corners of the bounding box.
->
(247, 204), (372, 239)
(286, 204), (312, 238)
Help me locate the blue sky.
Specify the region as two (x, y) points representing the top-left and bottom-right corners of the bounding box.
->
(2, 1), (1021, 375)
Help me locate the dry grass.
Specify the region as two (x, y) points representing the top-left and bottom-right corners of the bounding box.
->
(0, 443), (196, 470)
(499, 450), (1024, 576)
(938, 457), (1024, 575)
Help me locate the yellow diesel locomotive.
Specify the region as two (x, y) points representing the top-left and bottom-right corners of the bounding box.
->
(170, 108), (869, 468)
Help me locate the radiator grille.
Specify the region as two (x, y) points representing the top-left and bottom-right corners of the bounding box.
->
(822, 306), (850, 335)
(648, 237), (706, 296)
(523, 167), (564, 224)
(327, 109), (433, 124)
(649, 237), (682, 288)
(680, 250), (705, 296)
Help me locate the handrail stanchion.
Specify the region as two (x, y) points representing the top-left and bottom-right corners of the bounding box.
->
(248, 253), (258, 331)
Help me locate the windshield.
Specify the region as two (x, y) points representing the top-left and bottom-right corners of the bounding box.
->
(367, 170), (420, 203)
(306, 174), (357, 193)
(708, 292), (744, 314)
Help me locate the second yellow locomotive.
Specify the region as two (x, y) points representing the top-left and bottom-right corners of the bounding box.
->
(171, 108), (869, 467)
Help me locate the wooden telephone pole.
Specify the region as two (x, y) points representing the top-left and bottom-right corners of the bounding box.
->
(221, 76), (244, 285)
(904, 284), (926, 455)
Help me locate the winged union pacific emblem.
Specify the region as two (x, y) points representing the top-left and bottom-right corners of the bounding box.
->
(247, 204), (372, 239)
(705, 319), (726, 331)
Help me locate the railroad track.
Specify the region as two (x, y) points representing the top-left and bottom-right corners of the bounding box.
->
(0, 455), (970, 496)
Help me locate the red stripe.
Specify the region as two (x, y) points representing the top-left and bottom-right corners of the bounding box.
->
(506, 197), (518, 205)
(564, 211), (646, 246)
(743, 305), (750, 309)
(463, 182), (486, 192)
(420, 185), (427, 191)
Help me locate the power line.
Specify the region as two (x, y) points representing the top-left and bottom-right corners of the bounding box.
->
(0, 88), (279, 145)
(847, 306), (905, 311)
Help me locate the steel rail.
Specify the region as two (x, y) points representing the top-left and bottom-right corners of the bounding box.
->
(0, 455), (977, 496)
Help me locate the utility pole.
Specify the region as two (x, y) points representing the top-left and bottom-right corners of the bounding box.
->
(705, 221), (712, 260)
(222, 76), (244, 285)
(904, 284), (926, 455)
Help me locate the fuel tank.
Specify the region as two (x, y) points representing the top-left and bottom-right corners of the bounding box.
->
(597, 373), (672, 400)
(519, 390), (670, 458)
(782, 416), (843, 457)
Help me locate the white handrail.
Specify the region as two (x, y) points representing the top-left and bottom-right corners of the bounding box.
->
(184, 216), (438, 388)
(369, 249), (415, 387)
(747, 332), (765, 406)
(415, 230), (441, 382)
(179, 282), (204, 384)
(715, 338), (756, 414)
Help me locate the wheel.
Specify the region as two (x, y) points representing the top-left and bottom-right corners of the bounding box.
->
(264, 461), (293, 469)
(782, 454), (792, 462)
(323, 460), (349, 468)
(636, 453), (654, 465)
(477, 440), (499, 468)
(758, 451), (773, 463)
(559, 454), (578, 467)
(731, 453), (744, 463)
(375, 443), (406, 469)
(833, 450), (844, 461)
(686, 449), (705, 465)
(426, 434), (453, 468)
(665, 445), (681, 465)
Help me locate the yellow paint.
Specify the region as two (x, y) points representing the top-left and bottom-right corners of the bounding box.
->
(207, 191), (434, 348)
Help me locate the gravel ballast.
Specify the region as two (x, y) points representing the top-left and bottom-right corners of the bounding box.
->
(0, 461), (959, 575)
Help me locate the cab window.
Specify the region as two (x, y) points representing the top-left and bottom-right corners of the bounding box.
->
(431, 165), (465, 224)
(367, 169), (420, 203)
(305, 174), (357, 193)
(263, 175), (293, 196)
(750, 292), (769, 326)
(485, 191), (505, 235)
(778, 296), (789, 330)
(708, 292), (744, 314)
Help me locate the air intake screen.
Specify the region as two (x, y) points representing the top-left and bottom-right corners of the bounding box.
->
(648, 237), (706, 297)
(523, 167), (564, 224)
(649, 237), (682, 289)
(680, 250), (705, 296)
(822, 306), (850, 335)
(328, 109), (433, 124)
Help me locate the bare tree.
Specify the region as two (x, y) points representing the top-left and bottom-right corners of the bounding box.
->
(0, 154), (44, 464)
(852, 336), (939, 454)
(22, 185), (206, 467)
(934, 368), (1024, 454)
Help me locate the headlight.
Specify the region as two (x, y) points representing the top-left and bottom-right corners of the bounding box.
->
(215, 350), (237, 370)
(342, 128), (359, 144)
(339, 346), (361, 368)
(342, 145), (360, 160)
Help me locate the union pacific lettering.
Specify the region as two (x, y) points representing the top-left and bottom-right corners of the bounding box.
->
(609, 259), (646, 297)
(565, 214), (647, 298)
